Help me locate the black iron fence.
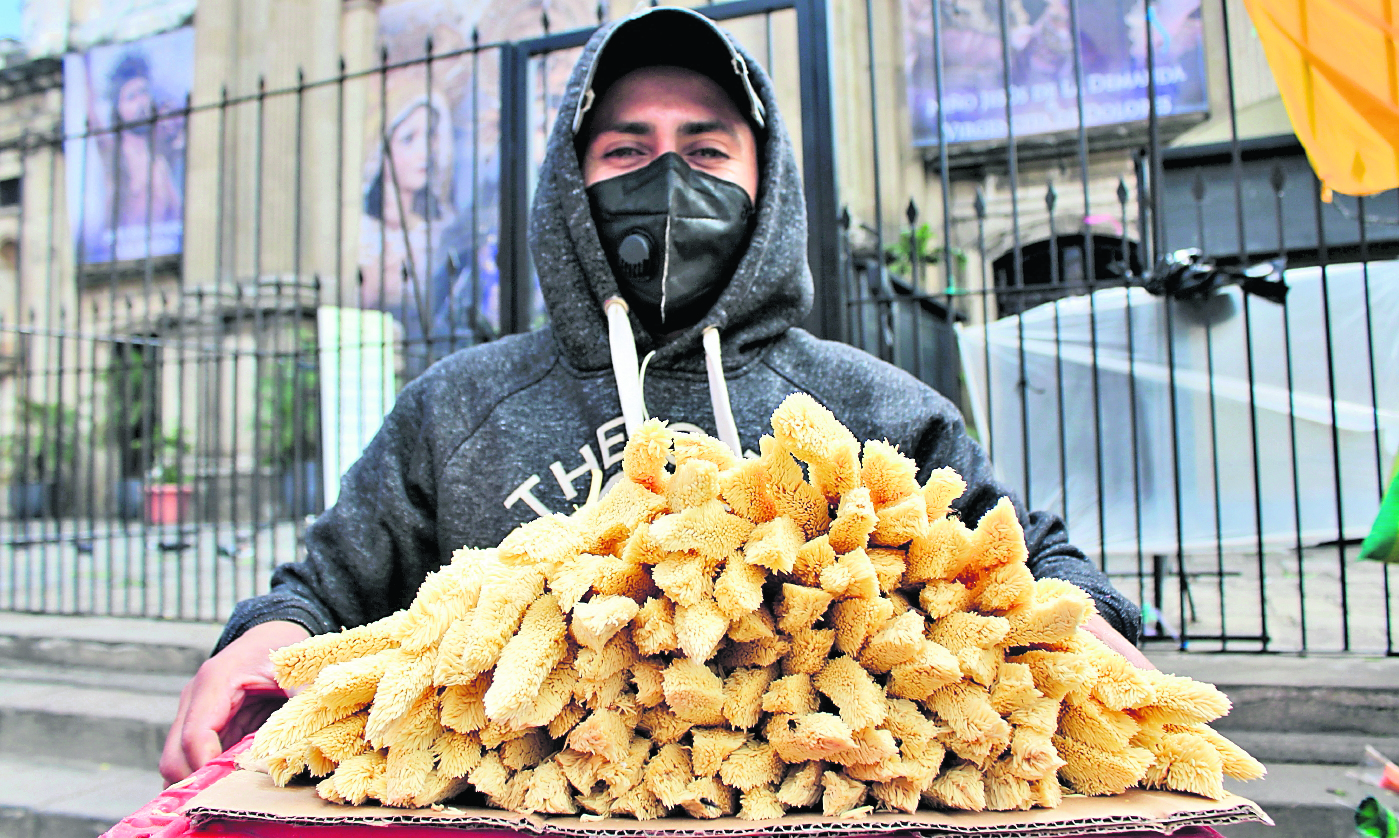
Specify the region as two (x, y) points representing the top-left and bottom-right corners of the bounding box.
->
(0, 0), (1393, 656)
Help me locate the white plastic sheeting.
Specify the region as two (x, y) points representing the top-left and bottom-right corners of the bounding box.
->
(956, 262), (1398, 555)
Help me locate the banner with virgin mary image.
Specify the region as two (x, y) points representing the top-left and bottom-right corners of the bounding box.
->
(363, 0), (596, 376)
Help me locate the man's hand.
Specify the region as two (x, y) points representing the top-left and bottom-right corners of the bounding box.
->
(159, 620), (311, 785)
(1083, 613), (1156, 670)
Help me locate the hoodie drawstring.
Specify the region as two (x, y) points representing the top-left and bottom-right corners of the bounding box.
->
(702, 326), (743, 457)
(605, 297), (647, 435)
(604, 296), (743, 457)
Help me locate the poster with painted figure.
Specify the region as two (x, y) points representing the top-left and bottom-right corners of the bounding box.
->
(902, 0), (1207, 145)
(364, 0), (595, 376)
(62, 26), (193, 266)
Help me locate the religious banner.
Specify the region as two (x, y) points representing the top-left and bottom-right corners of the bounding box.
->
(62, 26), (193, 266)
(903, 0), (1208, 145)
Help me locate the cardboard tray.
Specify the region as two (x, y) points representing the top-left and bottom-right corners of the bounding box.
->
(182, 769), (1271, 838)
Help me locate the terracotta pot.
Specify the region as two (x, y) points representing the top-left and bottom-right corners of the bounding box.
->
(144, 484), (192, 526)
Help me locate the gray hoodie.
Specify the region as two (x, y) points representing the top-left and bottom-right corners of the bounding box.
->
(217, 8), (1140, 652)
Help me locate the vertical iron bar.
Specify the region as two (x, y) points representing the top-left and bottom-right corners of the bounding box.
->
(251, 76), (267, 593)
(1047, 184), (1069, 528)
(425, 39), (436, 368)
(294, 68), (308, 548)
(929, 0), (955, 296)
(794, 0), (842, 342)
(996, 0), (1030, 507)
(975, 189), (995, 465)
(22, 308), (34, 610)
(1355, 194), (1391, 654)
(103, 117), (126, 611)
(1311, 176), (1348, 650)
(1220, 5), (1268, 650)
(764, 10), (774, 80)
(1066, 0), (1095, 292)
(500, 43), (531, 335)
(86, 297), (99, 613)
(469, 33), (482, 342)
(1192, 173), (1227, 647)
(1143, 0), (1162, 263)
(1124, 246), (1145, 610)
(175, 282), (192, 618)
(215, 85), (235, 610)
(1154, 173), (1187, 650)
(1356, 195), (1393, 653)
(53, 305), (68, 612)
(863, 0), (888, 360)
(140, 100), (160, 614)
(907, 199), (924, 382)
(173, 99), (193, 617)
(136, 295), (152, 617)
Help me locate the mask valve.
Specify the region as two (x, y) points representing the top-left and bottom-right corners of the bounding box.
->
(617, 231), (655, 279)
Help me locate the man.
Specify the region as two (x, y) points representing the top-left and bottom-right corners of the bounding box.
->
(160, 6), (1144, 785)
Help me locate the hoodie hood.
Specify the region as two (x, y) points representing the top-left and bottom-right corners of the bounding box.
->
(527, 6), (814, 373)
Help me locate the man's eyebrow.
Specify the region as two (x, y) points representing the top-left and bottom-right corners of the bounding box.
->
(597, 121), (652, 136)
(594, 119), (739, 141)
(680, 119), (738, 138)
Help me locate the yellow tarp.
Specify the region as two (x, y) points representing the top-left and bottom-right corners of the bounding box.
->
(1242, 0), (1399, 199)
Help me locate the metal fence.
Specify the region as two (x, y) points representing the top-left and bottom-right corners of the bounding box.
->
(0, 0), (1393, 656)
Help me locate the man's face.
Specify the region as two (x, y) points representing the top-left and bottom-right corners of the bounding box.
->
(581, 66), (759, 204)
(116, 77), (153, 125)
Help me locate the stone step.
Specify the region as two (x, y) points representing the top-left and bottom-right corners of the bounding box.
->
(1224, 730), (1399, 766)
(0, 612), (220, 676)
(1221, 762), (1399, 838)
(1150, 652), (1399, 738)
(0, 663), (181, 771)
(0, 753), (163, 838)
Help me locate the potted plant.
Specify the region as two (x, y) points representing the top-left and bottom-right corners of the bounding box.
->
(259, 329), (322, 519)
(885, 222), (968, 292)
(2, 398), (76, 519)
(107, 343), (155, 520)
(143, 431), (191, 526)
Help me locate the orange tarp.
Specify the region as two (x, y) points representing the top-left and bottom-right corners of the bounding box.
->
(1242, 0), (1399, 199)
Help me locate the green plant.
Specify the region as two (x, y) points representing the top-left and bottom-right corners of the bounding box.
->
(106, 342), (157, 479)
(885, 223), (968, 289)
(0, 398), (78, 483)
(258, 330), (321, 470)
(145, 431), (190, 485)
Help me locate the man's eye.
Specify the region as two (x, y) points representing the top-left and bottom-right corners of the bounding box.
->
(690, 147), (730, 160)
(603, 146), (643, 159)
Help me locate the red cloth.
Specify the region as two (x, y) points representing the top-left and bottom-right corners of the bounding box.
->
(102, 738), (1225, 838)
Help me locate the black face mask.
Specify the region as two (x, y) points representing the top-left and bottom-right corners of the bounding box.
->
(587, 152), (754, 334)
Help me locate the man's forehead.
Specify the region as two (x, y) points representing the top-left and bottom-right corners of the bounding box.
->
(588, 67), (750, 137)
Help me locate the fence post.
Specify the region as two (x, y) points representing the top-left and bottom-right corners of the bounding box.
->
(794, 0), (842, 344)
(498, 42), (532, 336)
